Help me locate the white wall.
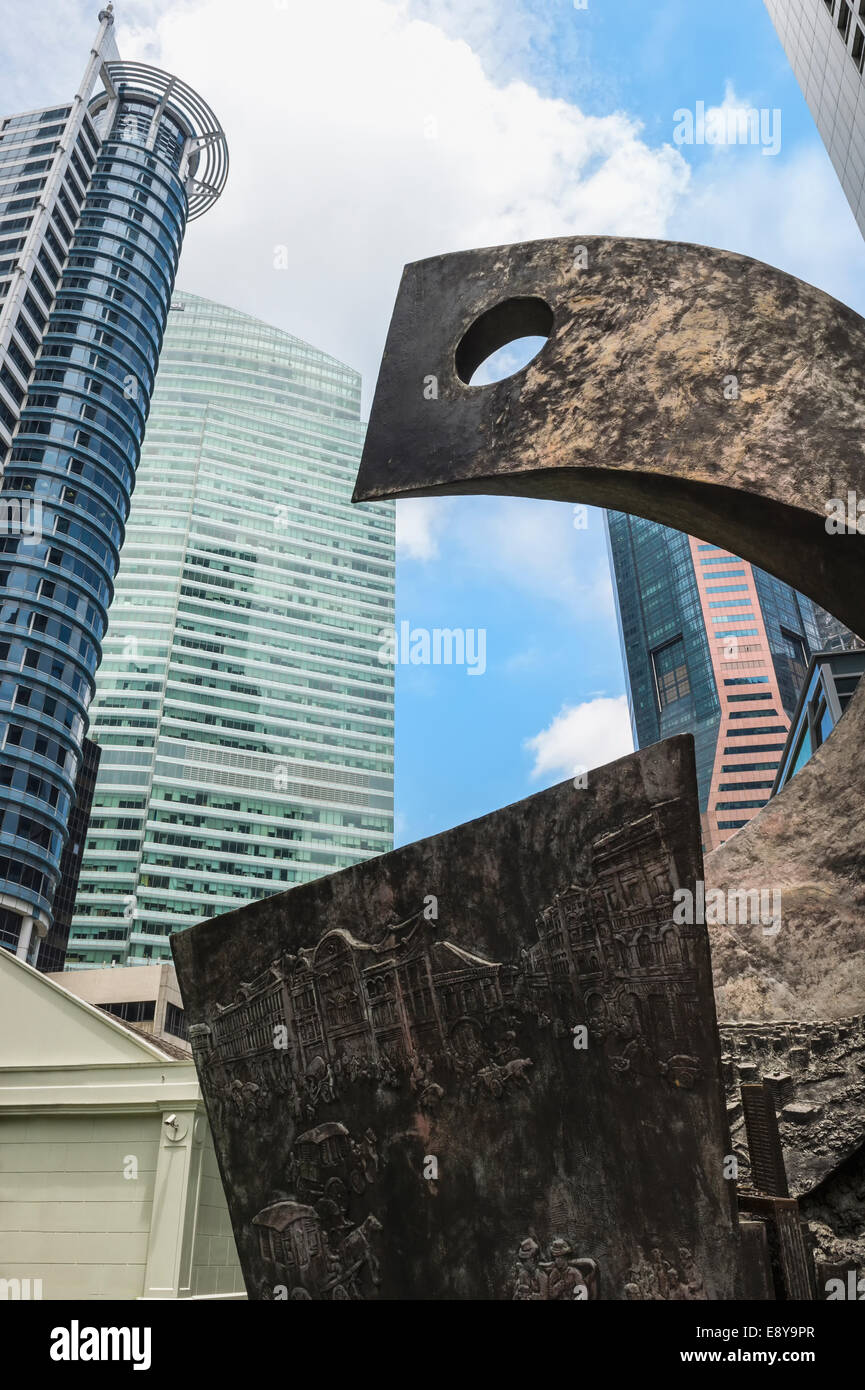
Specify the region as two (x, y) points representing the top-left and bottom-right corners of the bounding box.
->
(0, 1111), (158, 1299)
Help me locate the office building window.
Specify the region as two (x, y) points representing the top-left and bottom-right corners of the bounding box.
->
(780, 628), (808, 685)
(838, 2), (852, 42)
(652, 638), (690, 708)
(165, 1001), (187, 1040)
(101, 999), (155, 1023)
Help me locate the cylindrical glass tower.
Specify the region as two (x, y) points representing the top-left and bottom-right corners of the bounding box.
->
(0, 60), (227, 957)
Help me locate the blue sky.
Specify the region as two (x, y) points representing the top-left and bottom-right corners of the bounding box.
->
(392, 0), (865, 844)
(4, 0), (865, 848)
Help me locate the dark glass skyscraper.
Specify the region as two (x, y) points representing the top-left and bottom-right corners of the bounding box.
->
(35, 735), (101, 973)
(0, 7), (227, 962)
(605, 513), (848, 852)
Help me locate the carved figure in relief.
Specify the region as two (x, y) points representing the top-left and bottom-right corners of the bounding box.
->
(512, 1238), (548, 1301)
(510, 1236), (598, 1300)
(419, 1081), (445, 1112)
(678, 1246), (708, 1300)
(492, 1030), (521, 1063)
(476, 1056), (534, 1099)
(608, 1032), (655, 1076)
(650, 1247), (670, 1298)
(547, 1239), (588, 1300)
(623, 1245), (706, 1300)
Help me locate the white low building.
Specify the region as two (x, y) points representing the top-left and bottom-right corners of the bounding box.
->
(0, 949), (245, 1300)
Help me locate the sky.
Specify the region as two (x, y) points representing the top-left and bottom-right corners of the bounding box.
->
(4, 0), (865, 846)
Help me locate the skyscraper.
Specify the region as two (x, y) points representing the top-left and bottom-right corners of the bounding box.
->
(0, 7), (228, 962)
(35, 736), (101, 973)
(764, 0), (865, 237)
(68, 293), (394, 969)
(605, 514), (837, 852)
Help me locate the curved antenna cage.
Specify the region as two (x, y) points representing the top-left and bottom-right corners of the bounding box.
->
(91, 60), (228, 220)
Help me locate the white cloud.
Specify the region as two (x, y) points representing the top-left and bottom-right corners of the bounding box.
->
(396, 498), (455, 560)
(448, 498), (615, 619)
(0, 0), (683, 686)
(525, 695), (633, 782)
(471, 337), (548, 386)
(671, 142), (865, 317)
(396, 493), (617, 624)
(702, 82), (767, 152)
(107, 0), (690, 406)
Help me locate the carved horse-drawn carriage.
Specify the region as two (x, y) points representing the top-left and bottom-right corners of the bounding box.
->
(252, 1199), (381, 1300)
(293, 1121), (368, 1207)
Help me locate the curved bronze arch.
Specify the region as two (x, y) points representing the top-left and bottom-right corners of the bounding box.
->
(355, 236), (865, 1019)
(354, 236), (864, 637)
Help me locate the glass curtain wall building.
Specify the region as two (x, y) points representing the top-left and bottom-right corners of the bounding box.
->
(772, 647), (865, 794)
(0, 8), (228, 963)
(68, 293), (395, 968)
(604, 513), (850, 852)
(764, 0), (865, 239)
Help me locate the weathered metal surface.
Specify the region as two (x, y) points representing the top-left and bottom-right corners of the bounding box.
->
(173, 739), (748, 1300)
(354, 235), (865, 1024)
(707, 677), (865, 1022)
(722, 1015), (865, 1195)
(722, 1015), (865, 1272)
(175, 234), (865, 1298)
(354, 236), (865, 639)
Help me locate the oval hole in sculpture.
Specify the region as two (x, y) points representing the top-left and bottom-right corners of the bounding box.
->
(455, 296), (554, 386)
